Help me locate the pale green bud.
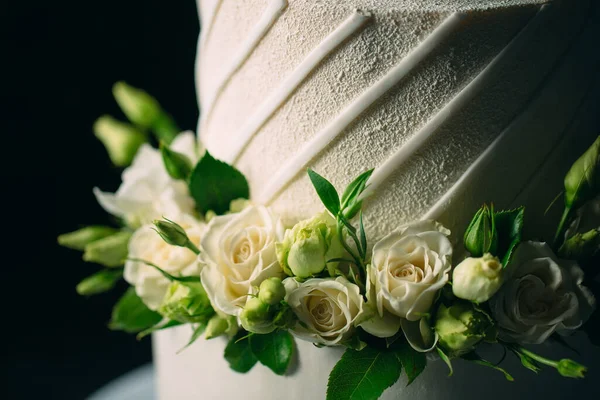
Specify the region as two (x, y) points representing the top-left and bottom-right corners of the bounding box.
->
(242, 297), (270, 322)
(205, 210), (217, 222)
(152, 218), (189, 247)
(58, 226), (117, 251)
(452, 254), (503, 303)
(76, 269), (122, 296)
(435, 302), (496, 357)
(93, 116), (146, 167)
(557, 359), (587, 379)
(464, 204), (497, 257)
(160, 142), (192, 180)
(83, 231), (132, 267)
(205, 314), (238, 339)
(229, 198), (251, 214)
(112, 81), (160, 129)
(276, 212), (342, 278)
(258, 277), (286, 306)
(158, 281), (213, 324)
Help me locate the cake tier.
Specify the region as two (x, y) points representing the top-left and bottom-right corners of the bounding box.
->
(196, 0), (599, 241)
(154, 326), (600, 400)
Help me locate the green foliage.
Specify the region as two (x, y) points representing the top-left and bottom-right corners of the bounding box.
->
(307, 169), (340, 216)
(327, 347), (401, 400)
(109, 288), (162, 333)
(189, 151), (250, 215)
(225, 332), (259, 373)
(393, 340), (427, 386)
(494, 207), (524, 266)
(463, 204), (497, 257)
(249, 330), (294, 375)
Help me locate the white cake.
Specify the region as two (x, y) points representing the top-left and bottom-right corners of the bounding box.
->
(154, 0), (600, 398)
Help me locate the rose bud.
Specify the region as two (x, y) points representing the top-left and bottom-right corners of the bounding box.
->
(276, 212), (342, 278)
(240, 297), (276, 334)
(258, 277), (286, 306)
(435, 301), (496, 357)
(452, 253), (503, 303)
(58, 225), (117, 251)
(152, 218), (200, 254)
(205, 314), (238, 340)
(158, 281), (214, 324)
(93, 115), (146, 167)
(464, 204), (497, 257)
(83, 231), (132, 267)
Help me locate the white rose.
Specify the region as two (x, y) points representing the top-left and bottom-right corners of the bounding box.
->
(94, 131), (200, 228)
(124, 214), (205, 310)
(284, 277), (364, 346)
(362, 220), (452, 338)
(490, 241), (596, 344)
(199, 206), (284, 316)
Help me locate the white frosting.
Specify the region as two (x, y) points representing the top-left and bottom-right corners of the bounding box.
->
(155, 0), (600, 398)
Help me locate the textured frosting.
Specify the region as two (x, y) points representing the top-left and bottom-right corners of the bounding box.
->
(155, 0), (600, 398)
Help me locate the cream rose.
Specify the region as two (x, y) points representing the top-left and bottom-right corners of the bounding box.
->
(124, 214), (205, 310)
(199, 206), (284, 316)
(490, 241), (596, 344)
(284, 277), (364, 346)
(363, 220), (452, 338)
(94, 131), (199, 228)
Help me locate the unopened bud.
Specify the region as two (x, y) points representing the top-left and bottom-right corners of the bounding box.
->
(94, 116), (146, 167)
(58, 226), (117, 251)
(83, 231), (132, 267)
(258, 277), (286, 306)
(160, 142), (192, 180)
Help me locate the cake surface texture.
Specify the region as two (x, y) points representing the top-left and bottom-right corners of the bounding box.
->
(154, 0), (600, 398)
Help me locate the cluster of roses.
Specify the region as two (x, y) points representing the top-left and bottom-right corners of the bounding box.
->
(59, 82), (599, 386)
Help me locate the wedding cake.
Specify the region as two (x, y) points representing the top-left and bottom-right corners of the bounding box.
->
(152, 0), (600, 398)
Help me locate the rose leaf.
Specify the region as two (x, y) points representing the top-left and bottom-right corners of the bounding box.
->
(249, 330), (294, 375)
(494, 207), (525, 267)
(225, 332), (259, 373)
(307, 169), (340, 216)
(108, 287), (163, 333)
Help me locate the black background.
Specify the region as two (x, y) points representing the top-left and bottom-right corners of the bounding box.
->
(3, 1), (200, 398)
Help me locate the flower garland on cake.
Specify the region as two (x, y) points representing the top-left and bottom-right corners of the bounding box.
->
(59, 83), (600, 400)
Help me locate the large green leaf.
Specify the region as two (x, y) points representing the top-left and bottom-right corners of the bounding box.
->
(394, 340), (427, 386)
(225, 333), (259, 373)
(327, 347), (401, 400)
(109, 288), (163, 333)
(307, 169), (340, 216)
(494, 207), (524, 266)
(188, 151), (249, 215)
(249, 330), (294, 375)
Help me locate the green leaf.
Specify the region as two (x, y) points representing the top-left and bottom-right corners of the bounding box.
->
(494, 207), (524, 266)
(307, 169), (340, 216)
(189, 151), (250, 215)
(109, 287), (163, 333)
(327, 347), (401, 400)
(462, 352), (514, 381)
(225, 332), (259, 373)
(177, 323), (208, 353)
(394, 340), (427, 386)
(359, 211), (367, 259)
(160, 142), (193, 180)
(136, 319), (183, 340)
(340, 169), (374, 210)
(507, 345), (541, 373)
(249, 330), (294, 375)
(436, 347), (453, 377)
(76, 269), (122, 296)
(564, 135), (600, 210)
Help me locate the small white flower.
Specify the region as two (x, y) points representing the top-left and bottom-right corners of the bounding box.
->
(284, 277), (364, 346)
(490, 241), (596, 344)
(124, 214), (205, 310)
(452, 253), (503, 303)
(367, 220), (452, 324)
(199, 206), (285, 316)
(94, 132), (200, 228)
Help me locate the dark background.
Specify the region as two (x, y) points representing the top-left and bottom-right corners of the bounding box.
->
(3, 1), (200, 398)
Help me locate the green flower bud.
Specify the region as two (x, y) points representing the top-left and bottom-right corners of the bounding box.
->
(229, 198), (251, 214)
(559, 229), (600, 261)
(160, 142), (192, 180)
(205, 210), (217, 222)
(93, 116), (146, 167)
(112, 81), (179, 144)
(258, 277), (286, 306)
(276, 212), (342, 278)
(83, 231), (132, 267)
(58, 226), (118, 251)
(76, 269), (122, 296)
(158, 281), (213, 324)
(464, 204), (498, 257)
(242, 297), (270, 322)
(452, 254), (503, 303)
(112, 81), (161, 129)
(435, 302), (496, 357)
(205, 314), (238, 340)
(152, 218), (199, 254)
(557, 359), (587, 379)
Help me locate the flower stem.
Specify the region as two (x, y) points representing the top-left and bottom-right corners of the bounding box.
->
(553, 207), (572, 250)
(186, 240), (200, 255)
(513, 345), (558, 368)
